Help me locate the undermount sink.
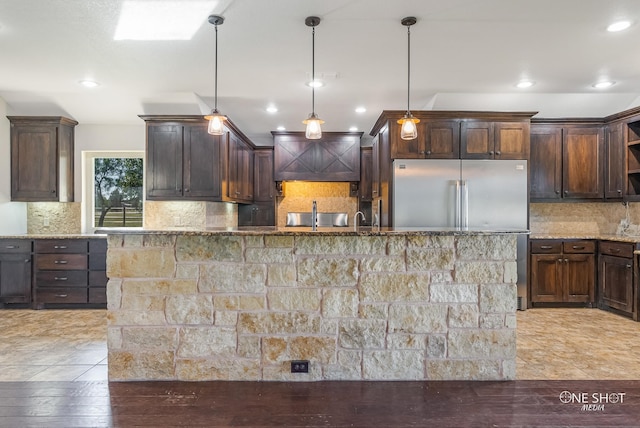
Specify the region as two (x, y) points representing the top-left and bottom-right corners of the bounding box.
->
(286, 212), (349, 227)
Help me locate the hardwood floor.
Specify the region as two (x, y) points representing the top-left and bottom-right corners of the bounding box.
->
(0, 308), (639, 426)
(0, 379), (639, 427)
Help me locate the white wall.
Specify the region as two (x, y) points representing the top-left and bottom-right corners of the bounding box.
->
(0, 98), (27, 234)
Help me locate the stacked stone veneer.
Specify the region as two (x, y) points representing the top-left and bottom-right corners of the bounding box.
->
(106, 232), (518, 381)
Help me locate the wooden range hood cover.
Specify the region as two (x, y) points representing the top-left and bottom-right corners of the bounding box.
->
(272, 131), (362, 182)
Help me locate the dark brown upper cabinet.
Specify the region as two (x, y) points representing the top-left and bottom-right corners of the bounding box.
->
(142, 115), (255, 203)
(8, 116), (77, 202)
(604, 122), (624, 200)
(390, 120), (461, 159)
(272, 132), (362, 182)
(359, 146), (373, 202)
(461, 120), (529, 159)
(530, 122), (604, 200)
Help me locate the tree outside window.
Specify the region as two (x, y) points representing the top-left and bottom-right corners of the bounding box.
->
(94, 158), (143, 227)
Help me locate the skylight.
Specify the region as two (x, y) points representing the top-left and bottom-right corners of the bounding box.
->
(114, 0), (218, 40)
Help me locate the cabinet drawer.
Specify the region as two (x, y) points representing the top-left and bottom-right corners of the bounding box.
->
(531, 240), (561, 254)
(36, 254), (87, 270)
(563, 240), (596, 254)
(36, 288), (88, 304)
(89, 270), (108, 287)
(36, 270), (87, 287)
(0, 239), (32, 253)
(89, 287), (107, 304)
(35, 240), (88, 253)
(599, 241), (634, 258)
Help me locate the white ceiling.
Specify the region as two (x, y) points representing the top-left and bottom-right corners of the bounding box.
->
(1, 0), (640, 145)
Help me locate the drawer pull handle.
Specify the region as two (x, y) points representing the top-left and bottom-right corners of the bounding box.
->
(5, 245), (17, 249)
(610, 248), (621, 253)
(54, 245), (67, 249)
(572, 246), (585, 250)
(54, 277), (68, 281)
(540, 245), (553, 250)
(55, 294), (68, 298)
(54, 260), (68, 264)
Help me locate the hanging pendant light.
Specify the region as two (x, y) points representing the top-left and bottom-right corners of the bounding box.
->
(398, 16), (419, 140)
(302, 16), (324, 140)
(204, 14), (226, 135)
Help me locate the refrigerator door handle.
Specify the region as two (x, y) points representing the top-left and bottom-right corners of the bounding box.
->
(461, 180), (469, 229)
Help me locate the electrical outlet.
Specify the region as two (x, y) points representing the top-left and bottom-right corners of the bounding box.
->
(43, 217), (50, 227)
(291, 360), (309, 373)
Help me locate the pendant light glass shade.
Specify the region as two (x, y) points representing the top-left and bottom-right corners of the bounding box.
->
(205, 15), (226, 135)
(399, 16), (418, 141)
(303, 113), (325, 139)
(398, 113), (420, 140)
(205, 110), (225, 135)
(303, 16), (323, 140)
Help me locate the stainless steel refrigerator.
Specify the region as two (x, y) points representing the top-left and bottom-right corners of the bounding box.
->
(392, 159), (529, 308)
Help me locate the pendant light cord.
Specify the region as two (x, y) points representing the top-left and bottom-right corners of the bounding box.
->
(406, 24), (411, 114)
(214, 23), (219, 111)
(311, 25), (315, 115)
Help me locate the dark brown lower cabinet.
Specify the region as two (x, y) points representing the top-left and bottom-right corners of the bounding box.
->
(0, 239), (32, 306)
(598, 241), (634, 318)
(530, 239), (595, 306)
(238, 203), (276, 227)
(33, 238), (107, 309)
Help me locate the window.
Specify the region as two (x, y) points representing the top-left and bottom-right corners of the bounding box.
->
(82, 151), (144, 232)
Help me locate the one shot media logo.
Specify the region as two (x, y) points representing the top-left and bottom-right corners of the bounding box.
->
(559, 390), (626, 411)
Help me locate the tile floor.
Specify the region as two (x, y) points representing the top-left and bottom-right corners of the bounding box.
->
(0, 307), (638, 381)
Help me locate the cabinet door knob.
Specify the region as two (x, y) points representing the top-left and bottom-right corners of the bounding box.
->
(564, 190), (569, 195)
(25, 259), (30, 263)
(627, 264), (632, 269)
(555, 190), (560, 194)
(496, 151), (501, 156)
(564, 258), (569, 263)
(557, 258), (563, 262)
(185, 188), (190, 192)
(420, 151), (425, 154)
(426, 150), (431, 155)
(51, 190), (56, 193)
(618, 190), (622, 194)
(489, 151), (494, 155)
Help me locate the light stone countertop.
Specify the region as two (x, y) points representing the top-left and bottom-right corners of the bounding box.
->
(529, 233), (640, 244)
(100, 226), (530, 236)
(0, 234), (107, 239)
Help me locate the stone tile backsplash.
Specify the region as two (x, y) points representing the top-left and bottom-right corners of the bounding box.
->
(276, 182), (358, 227)
(144, 201), (237, 229)
(27, 202), (81, 234)
(529, 202), (637, 236)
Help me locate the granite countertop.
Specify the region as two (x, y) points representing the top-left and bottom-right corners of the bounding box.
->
(530, 233), (640, 243)
(101, 226), (530, 236)
(0, 234), (107, 239)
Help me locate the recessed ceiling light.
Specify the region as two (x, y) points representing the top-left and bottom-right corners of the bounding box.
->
(266, 105), (278, 113)
(355, 107), (366, 113)
(276, 126), (286, 131)
(607, 20), (631, 32)
(114, 0), (217, 40)
(79, 80), (100, 88)
(307, 80), (324, 88)
(516, 80), (535, 89)
(349, 126), (358, 132)
(593, 81), (615, 89)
